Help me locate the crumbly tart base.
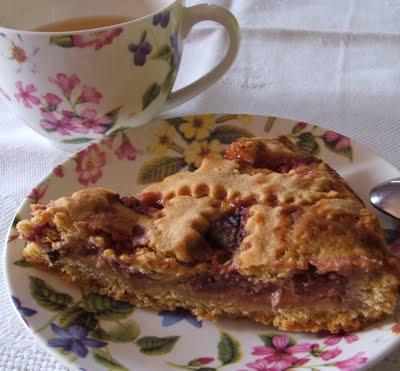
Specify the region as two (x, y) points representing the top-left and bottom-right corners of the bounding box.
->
(24, 245), (398, 334)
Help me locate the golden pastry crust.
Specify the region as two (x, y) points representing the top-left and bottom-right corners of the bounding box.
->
(147, 196), (220, 262)
(17, 136), (400, 333)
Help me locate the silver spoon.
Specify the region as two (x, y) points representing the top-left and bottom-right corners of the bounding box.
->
(369, 177), (400, 220)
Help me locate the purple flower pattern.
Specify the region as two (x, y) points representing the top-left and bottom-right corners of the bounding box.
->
(128, 31), (153, 66)
(153, 11), (170, 28)
(48, 323), (107, 358)
(159, 308), (202, 328)
(11, 296), (37, 326)
(170, 29), (181, 69)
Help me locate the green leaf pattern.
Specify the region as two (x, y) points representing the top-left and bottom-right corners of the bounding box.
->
(142, 83), (161, 110)
(13, 258), (31, 267)
(152, 45), (172, 61)
(137, 336), (179, 355)
(29, 276), (73, 311)
(289, 122), (353, 161)
(50, 35), (74, 48)
(137, 156), (186, 184)
(162, 67), (176, 94)
(259, 334), (274, 347)
(99, 320), (140, 342)
(61, 137), (93, 144)
(93, 349), (129, 371)
(218, 332), (241, 365)
(103, 106), (122, 134)
(59, 306), (98, 330)
(296, 132), (320, 155)
(210, 125), (253, 144)
(81, 292), (134, 320)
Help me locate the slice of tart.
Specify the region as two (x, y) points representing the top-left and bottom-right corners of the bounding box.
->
(17, 136), (399, 333)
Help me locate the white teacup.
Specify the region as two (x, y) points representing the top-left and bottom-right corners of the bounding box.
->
(0, 0), (239, 149)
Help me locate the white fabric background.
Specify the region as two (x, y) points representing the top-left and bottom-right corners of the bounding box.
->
(1, 0), (400, 369)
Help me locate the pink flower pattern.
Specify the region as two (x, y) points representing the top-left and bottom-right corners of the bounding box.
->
(324, 333), (358, 346)
(75, 144), (106, 186)
(293, 122), (308, 132)
(246, 358), (292, 371)
(49, 73), (80, 97)
(100, 135), (116, 149)
(13, 72), (119, 136)
(27, 184), (48, 203)
(44, 93), (62, 107)
(321, 347), (342, 361)
(115, 134), (142, 160)
(14, 81), (41, 108)
(76, 85), (102, 104)
(252, 335), (313, 364)
(71, 28), (123, 51)
(53, 165), (64, 178)
(193, 357), (214, 365)
(334, 352), (368, 371)
(324, 130), (351, 150)
(75, 108), (112, 134)
(245, 332), (365, 371)
(40, 109), (80, 136)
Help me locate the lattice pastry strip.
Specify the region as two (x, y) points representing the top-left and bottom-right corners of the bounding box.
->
(147, 195), (220, 262)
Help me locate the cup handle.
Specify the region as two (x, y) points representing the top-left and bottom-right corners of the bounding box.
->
(164, 4), (239, 110)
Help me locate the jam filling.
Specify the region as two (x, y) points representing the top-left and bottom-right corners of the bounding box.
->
(121, 194), (163, 216)
(188, 268), (348, 308)
(27, 224), (57, 248)
(47, 250), (60, 263)
(131, 225), (148, 248)
(275, 157), (322, 174)
(224, 139), (321, 173)
(189, 270), (277, 295)
(206, 201), (250, 261)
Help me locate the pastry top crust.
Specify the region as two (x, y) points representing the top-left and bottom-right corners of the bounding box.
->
(18, 136), (397, 282)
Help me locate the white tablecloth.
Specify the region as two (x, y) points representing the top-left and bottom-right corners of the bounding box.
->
(1, 1), (400, 369)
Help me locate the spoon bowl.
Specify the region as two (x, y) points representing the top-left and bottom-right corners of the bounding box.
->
(369, 177), (400, 219)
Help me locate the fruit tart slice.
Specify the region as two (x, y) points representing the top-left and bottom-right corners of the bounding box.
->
(17, 136), (399, 333)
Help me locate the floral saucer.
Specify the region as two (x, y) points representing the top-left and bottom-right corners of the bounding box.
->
(4, 114), (400, 371)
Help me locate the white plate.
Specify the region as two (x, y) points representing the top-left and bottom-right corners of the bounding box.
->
(4, 114), (400, 371)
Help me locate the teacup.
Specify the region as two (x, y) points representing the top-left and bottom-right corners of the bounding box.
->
(0, 0), (239, 150)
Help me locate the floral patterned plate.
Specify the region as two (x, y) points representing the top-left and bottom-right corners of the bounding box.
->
(4, 114), (400, 371)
